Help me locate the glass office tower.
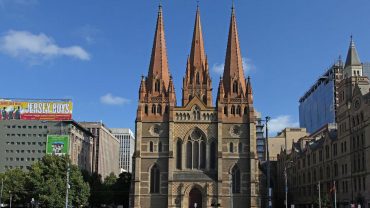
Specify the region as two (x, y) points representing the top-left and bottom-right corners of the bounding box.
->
(299, 62), (343, 133)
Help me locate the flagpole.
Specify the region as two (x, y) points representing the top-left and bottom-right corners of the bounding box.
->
(334, 181), (337, 208)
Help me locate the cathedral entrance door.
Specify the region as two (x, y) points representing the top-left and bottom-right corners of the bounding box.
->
(189, 187), (202, 208)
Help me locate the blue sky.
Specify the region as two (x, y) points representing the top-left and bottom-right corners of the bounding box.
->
(1, 0), (370, 134)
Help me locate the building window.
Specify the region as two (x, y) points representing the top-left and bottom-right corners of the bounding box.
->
(176, 140), (182, 169)
(233, 81), (238, 94)
(157, 105), (162, 114)
(224, 106), (228, 115)
(149, 141), (154, 152)
(231, 105), (235, 115)
(144, 105), (148, 114)
(232, 165), (241, 193)
(150, 164), (160, 193)
(229, 143), (234, 153)
(244, 107), (248, 115)
(151, 104), (156, 114)
(186, 141), (192, 169)
(154, 80), (160, 92)
(196, 72), (200, 84)
(236, 105), (241, 116)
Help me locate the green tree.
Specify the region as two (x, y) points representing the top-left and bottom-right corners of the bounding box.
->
(113, 172), (131, 207)
(27, 155), (90, 208)
(0, 168), (28, 206)
(103, 172), (117, 206)
(86, 172), (104, 207)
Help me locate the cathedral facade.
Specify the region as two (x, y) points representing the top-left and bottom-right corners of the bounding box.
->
(131, 5), (260, 208)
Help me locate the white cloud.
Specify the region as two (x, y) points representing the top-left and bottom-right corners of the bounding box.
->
(100, 93), (130, 105)
(212, 57), (256, 75)
(268, 115), (299, 135)
(0, 30), (90, 62)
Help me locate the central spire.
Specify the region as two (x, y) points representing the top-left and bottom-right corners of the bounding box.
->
(147, 5), (170, 92)
(189, 6), (206, 70)
(222, 6), (247, 97)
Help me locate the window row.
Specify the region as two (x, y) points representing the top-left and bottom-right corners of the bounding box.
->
(148, 141), (163, 153)
(6, 141), (46, 146)
(5, 157), (41, 161)
(6, 125), (48, 129)
(223, 105), (248, 116)
(144, 104), (169, 115)
(4, 165), (32, 170)
(6, 133), (47, 137)
(5, 149), (45, 153)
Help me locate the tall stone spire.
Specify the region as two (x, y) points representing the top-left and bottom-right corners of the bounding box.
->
(222, 7), (246, 96)
(189, 6), (206, 71)
(344, 36), (363, 78)
(147, 5), (170, 93)
(182, 6), (212, 107)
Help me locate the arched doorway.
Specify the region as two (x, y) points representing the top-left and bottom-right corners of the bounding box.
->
(189, 187), (202, 208)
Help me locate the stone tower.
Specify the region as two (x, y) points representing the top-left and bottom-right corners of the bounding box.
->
(131, 5), (260, 208)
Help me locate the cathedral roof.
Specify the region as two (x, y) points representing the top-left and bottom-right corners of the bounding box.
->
(189, 6), (207, 71)
(345, 36), (361, 68)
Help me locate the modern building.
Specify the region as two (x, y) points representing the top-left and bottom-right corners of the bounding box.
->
(299, 60), (343, 134)
(255, 111), (266, 161)
(0, 120), (93, 173)
(80, 122), (120, 179)
(111, 128), (135, 173)
(268, 127), (308, 161)
(276, 39), (370, 208)
(131, 5), (260, 208)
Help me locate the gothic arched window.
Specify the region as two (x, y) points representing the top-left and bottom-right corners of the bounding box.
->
(157, 105), (162, 114)
(193, 106), (200, 120)
(150, 164), (160, 193)
(164, 105), (169, 114)
(236, 105), (241, 116)
(232, 165), (241, 193)
(176, 139), (182, 169)
(154, 80), (160, 92)
(224, 106), (228, 115)
(186, 129), (206, 170)
(238, 142), (242, 153)
(196, 72), (200, 84)
(231, 105), (235, 115)
(210, 141), (216, 169)
(233, 81), (238, 93)
(244, 107), (248, 115)
(152, 104), (156, 114)
(202, 95), (207, 105)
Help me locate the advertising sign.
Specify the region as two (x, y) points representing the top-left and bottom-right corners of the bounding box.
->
(0, 99), (72, 121)
(46, 135), (70, 156)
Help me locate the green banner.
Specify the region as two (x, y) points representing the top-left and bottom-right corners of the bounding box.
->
(46, 135), (70, 156)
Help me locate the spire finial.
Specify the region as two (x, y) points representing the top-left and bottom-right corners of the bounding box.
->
(231, 0), (235, 11)
(159, 0), (162, 9)
(197, 0), (200, 8)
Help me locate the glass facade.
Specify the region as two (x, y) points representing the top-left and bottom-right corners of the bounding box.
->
(299, 65), (341, 133)
(363, 63), (370, 79)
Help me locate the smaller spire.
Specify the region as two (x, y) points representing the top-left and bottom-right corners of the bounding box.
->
(345, 35), (361, 67)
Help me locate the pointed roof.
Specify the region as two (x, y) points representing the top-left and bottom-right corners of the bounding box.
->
(223, 7), (246, 94)
(189, 6), (206, 71)
(345, 36), (361, 67)
(148, 5), (170, 90)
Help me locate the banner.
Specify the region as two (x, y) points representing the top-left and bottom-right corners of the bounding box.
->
(46, 135), (70, 156)
(0, 99), (72, 121)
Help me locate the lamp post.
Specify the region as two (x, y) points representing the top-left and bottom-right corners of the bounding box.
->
(265, 116), (271, 208)
(9, 191), (12, 208)
(65, 162), (70, 208)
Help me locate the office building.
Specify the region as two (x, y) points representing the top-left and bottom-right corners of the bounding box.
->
(299, 61), (343, 134)
(80, 122), (120, 179)
(0, 120), (93, 173)
(268, 127), (308, 161)
(111, 128), (135, 173)
(131, 6), (260, 207)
